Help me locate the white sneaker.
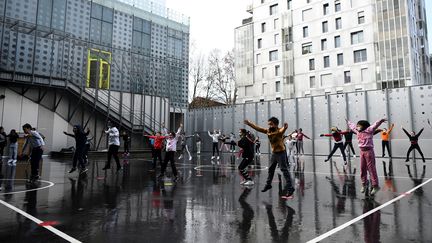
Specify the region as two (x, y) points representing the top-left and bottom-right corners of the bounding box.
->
(244, 180), (255, 186)
(353, 155), (356, 158)
(211, 156), (215, 159)
(12, 160), (17, 166)
(240, 180), (246, 185)
(7, 159), (13, 165)
(189, 156), (192, 161)
(217, 156), (220, 160)
(178, 155), (183, 159)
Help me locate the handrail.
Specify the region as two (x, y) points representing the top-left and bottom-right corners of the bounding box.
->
(0, 48), (160, 134)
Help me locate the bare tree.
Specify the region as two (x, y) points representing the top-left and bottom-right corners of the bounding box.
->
(189, 52), (206, 100)
(206, 49), (237, 105)
(222, 50), (237, 105)
(203, 49), (221, 100)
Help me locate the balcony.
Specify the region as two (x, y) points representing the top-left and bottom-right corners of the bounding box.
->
(246, 4), (253, 14)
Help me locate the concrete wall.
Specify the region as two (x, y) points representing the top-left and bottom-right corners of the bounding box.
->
(0, 87), (162, 154)
(187, 85), (432, 159)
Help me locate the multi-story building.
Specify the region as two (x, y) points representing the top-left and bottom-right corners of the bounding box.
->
(235, 0), (431, 103)
(0, 0), (189, 152)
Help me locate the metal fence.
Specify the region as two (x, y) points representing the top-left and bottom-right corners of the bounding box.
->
(186, 85), (432, 159)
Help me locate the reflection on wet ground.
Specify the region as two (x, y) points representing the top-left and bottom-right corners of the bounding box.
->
(0, 153), (431, 242)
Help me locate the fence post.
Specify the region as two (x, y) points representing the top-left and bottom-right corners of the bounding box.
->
(310, 96), (315, 169)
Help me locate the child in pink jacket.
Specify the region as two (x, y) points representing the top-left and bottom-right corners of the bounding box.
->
(347, 118), (387, 196)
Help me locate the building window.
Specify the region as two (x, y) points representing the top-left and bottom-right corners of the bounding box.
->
(269, 50), (278, 61)
(351, 31), (364, 44)
(87, 49), (112, 89)
(321, 38), (327, 50)
(361, 68), (368, 82)
(275, 81), (281, 92)
(90, 3), (114, 46)
(262, 67), (266, 78)
(258, 38), (262, 49)
(354, 49), (367, 63)
(335, 17), (342, 30)
(323, 3), (329, 15)
(303, 26), (309, 37)
(358, 11), (365, 24)
(262, 83), (266, 94)
(274, 18), (279, 29)
(275, 65), (280, 76)
(270, 4), (278, 15)
(245, 85), (253, 96)
(322, 21), (328, 33)
(309, 59), (315, 70)
(334, 35), (341, 48)
(261, 22), (266, 32)
(302, 43), (312, 54)
(307, 0), (311, 3)
(344, 71), (351, 83)
(302, 8), (312, 21)
(132, 17), (151, 55)
(256, 53), (261, 64)
(274, 34), (279, 44)
(324, 56), (330, 68)
(310, 76), (316, 88)
(37, 0), (67, 31)
(337, 53), (343, 66)
(287, 0), (292, 9)
(335, 0), (341, 12)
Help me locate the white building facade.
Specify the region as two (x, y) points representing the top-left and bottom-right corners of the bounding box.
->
(235, 0), (431, 103)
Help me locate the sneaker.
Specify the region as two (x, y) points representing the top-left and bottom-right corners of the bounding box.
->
(102, 166), (110, 170)
(258, 153), (261, 155)
(211, 156), (215, 159)
(353, 154), (356, 158)
(382, 154), (385, 158)
(405, 159), (409, 162)
(370, 186), (380, 196)
(360, 185), (366, 193)
(12, 160), (17, 166)
(80, 168), (88, 174)
(324, 159), (330, 162)
(189, 156), (192, 161)
(261, 184), (272, 192)
(282, 188), (295, 199)
(178, 155), (183, 159)
(69, 168), (77, 173)
(344, 161), (347, 166)
(240, 180), (246, 185)
(116, 167), (123, 172)
(217, 156), (220, 160)
(244, 180), (255, 186)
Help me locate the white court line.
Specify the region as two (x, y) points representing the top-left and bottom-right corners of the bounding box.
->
(294, 170), (431, 181)
(0, 179), (54, 195)
(307, 177), (432, 243)
(0, 199), (81, 243)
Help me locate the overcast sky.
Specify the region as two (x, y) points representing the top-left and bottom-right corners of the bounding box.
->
(167, 0), (432, 55)
(165, 0), (250, 54)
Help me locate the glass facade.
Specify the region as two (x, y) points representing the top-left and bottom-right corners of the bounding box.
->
(0, 0), (190, 107)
